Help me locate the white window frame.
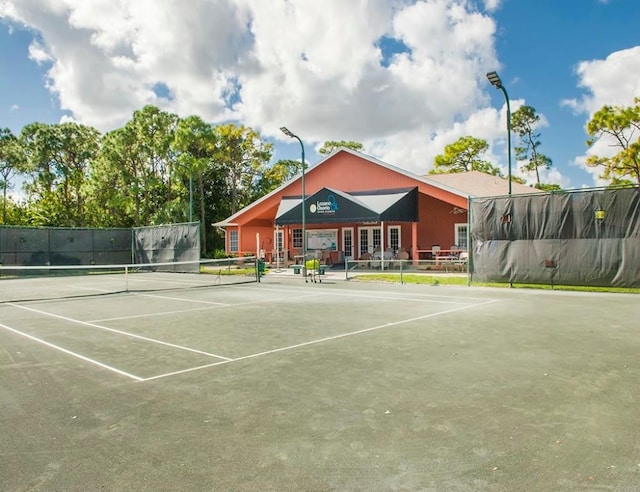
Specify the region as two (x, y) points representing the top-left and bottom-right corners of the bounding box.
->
(342, 227), (354, 260)
(229, 230), (239, 252)
(292, 228), (303, 249)
(454, 223), (469, 250)
(274, 229), (284, 251)
(359, 226), (381, 255)
(387, 225), (401, 252)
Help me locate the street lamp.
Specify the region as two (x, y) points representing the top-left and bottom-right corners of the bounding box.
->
(280, 126), (306, 265)
(486, 71), (512, 195)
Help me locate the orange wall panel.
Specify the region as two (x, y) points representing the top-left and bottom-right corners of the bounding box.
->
(225, 151), (471, 256)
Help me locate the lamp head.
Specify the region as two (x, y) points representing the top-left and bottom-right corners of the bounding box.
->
(280, 126), (295, 138)
(486, 71), (502, 89)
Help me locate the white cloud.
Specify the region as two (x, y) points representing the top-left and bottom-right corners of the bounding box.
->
(562, 46), (640, 185)
(59, 114), (77, 124)
(482, 0), (503, 12)
(27, 40), (53, 64)
(10, 104), (19, 112)
(0, 0), (503, 176)
(562, 46), (640, 116)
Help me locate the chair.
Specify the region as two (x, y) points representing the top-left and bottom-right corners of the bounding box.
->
(359, 252), (371, 269)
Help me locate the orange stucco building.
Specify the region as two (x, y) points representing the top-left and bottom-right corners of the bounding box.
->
(214, 148), (540, 263)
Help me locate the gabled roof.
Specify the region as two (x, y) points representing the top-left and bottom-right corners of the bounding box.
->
(426, 171), (543, 197)
(213, 148), (539, 227)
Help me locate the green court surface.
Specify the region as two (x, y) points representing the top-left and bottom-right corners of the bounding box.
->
(1, 275), (639, 491)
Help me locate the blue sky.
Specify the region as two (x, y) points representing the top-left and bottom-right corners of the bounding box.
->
(1, 0), (639, 193)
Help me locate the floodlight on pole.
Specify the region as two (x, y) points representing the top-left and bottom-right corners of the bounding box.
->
(486, 71), (512, 195)
(280, 126), (306, 267)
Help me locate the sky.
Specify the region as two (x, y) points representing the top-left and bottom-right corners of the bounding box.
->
(1, 0), (639, 194)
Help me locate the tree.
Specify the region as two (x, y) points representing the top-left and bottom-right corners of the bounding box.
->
(318, 140), (364, 155)
(173, 115), (219, 253)
(430, 136), (501, 175)
(536, 183), (562, 192)
(586, 97), (640, 185)
(214, 123), (273, 214)
(86, 126), (139, 227)
(252, 159), (300, 199)
(511, 105), (553, 188)
(130, 105), (179, 224)
(19, 122), (100, 226)
(0, 128), (24, 223)
(90, 106), (178, 227)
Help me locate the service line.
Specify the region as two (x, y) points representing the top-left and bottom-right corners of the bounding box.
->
(140, 298), (499, 382)
(8, 303), (233, 361)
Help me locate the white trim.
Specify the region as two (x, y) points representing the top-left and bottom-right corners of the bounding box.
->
(342, 227), (354, 260)
(359, 226), (382, 255)
(229, 230), (239, 252)
(387, 225), (401, 251)
(454, 223), (469, 250)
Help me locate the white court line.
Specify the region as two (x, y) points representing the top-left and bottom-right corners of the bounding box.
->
(7, 303), (233, 361)
(89, 292), (322, 323)
(241, 285), (484, 305)
(140, 298), (499, 382)
(132, 292), (230, 306)
(0, 322), (144, 381)
(244, 283), (497, 302)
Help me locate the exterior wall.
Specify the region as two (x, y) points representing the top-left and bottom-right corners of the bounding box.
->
(225, 151), (470, 256)
(418, 195), (468, 251)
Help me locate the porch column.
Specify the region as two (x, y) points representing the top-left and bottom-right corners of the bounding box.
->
(411, 221), (418, 266)
(380, 221), (385, 270)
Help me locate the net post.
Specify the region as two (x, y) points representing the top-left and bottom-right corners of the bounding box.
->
(467, 196), (472, 287)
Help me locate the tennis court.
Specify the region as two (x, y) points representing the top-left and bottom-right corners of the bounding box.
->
(1, 270), (639, 491)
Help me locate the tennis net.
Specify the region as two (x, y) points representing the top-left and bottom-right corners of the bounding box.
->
(0, 257), (259, 303)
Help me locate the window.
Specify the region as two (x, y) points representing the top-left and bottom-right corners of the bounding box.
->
(359, 229), (369, 255)
(372, 228), (381, 250)
(292, 228), (303, 249)
(342, 227), (353, 258)
(359, 226), (381, 255)
(455, 223), (468, 250)
(229, 230), (239, 252)
(307, 229), (338, 250)
(388, 225), (401, 252)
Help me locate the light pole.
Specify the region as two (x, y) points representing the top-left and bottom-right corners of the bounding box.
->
(486, 71), (512, 195)
(175, 162), (194, 222)
(280, 126), (306, 265)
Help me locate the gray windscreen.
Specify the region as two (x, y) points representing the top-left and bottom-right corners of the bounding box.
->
(469, 187), (640, 288)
